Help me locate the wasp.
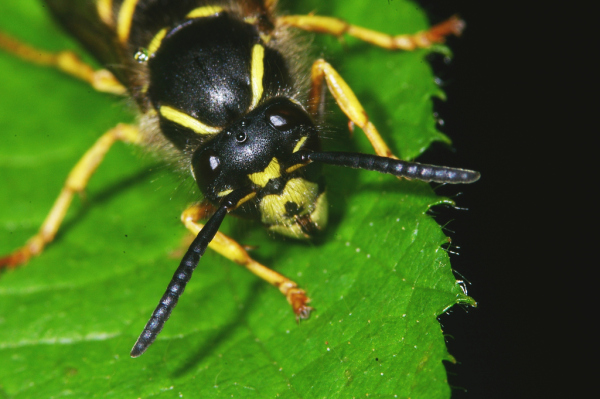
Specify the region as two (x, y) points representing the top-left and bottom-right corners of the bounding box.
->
(0, 0), (479, 357)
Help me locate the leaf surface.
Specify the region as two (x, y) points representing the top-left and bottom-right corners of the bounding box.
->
(0, 1), (473, 397)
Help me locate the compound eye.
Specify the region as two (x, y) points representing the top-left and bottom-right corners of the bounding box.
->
(266, 102), (310, 131)
(235, 132), (247, 143)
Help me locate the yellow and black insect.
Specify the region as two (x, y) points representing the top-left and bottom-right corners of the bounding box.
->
(0, 0), (479, 357)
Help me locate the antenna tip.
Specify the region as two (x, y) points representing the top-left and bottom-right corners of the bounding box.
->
(130, 342), (146, 358)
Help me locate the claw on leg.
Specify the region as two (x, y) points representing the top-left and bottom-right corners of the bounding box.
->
(280, 283), (313, 320)
(182, 203), (313, 320)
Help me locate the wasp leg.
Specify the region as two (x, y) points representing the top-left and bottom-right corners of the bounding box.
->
(310, 59), (398, 159)
(0, 124), (141, 269)
(181, 203), (312, 320)
(0, 32), (126, 95)
(277, 14), (463, 51)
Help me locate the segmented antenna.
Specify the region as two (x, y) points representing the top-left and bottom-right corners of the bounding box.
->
(130, 206), (228, 357)
(299, 151), (480, 184)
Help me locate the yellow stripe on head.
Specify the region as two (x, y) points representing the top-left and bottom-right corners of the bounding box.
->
(248, 157), (280, 187)
(250, 44), (265, 110)
(293, 136), (307, 153)
(236, 192), (257, 208)
(285, 164), (304, 174)
(217, 189), (233, 198)
(117, 0), (139, 43)
(186, 6), (224, 19)
(160, 106), (221, 135)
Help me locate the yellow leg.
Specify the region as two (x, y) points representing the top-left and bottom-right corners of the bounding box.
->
(0, 32), (126, 95)
(0, 124), (141, 269)
(278, 14), (464, 51)
(310, 59), (397, 159)
(181, 203), (312, 319)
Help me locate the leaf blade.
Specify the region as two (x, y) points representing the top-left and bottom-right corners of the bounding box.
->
(0, 1), (473, 397)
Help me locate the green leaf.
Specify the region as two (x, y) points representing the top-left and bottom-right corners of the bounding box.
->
(0, 1), (474, 397)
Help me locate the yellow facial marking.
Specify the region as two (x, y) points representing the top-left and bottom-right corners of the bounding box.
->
(236, 192), (257, 208)
(260, 178), (323, 239)
(293, 136), (307, 153)
(117, 0), (139, 43)
(147, 28), (167, 56)
(260, 183), (329, 240)
(160, 106), (221, 135)
(186, 6), (224, 19)
(217, 189), (233, 198)
(97, 0), (113, 26)
(250, 44), (265, 110)
(285, 164), (304, 174)
(248, 157), (280, 187)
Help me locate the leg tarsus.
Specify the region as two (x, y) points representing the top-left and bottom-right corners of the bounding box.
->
(181, 203), (313, 319)
(426, 15), (465, 42)
(0, 239), (40, 269)
(280, 283), (313, 320)
(0, 124), (141, 270)
(278, 14), (464, 51)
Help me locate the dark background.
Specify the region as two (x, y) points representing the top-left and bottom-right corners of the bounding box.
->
(415, 1), (563, 398)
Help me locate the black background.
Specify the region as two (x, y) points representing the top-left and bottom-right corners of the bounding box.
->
(414, 1), (565, 398)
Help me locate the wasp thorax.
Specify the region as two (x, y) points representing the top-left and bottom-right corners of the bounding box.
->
(192, 98), (319, 203)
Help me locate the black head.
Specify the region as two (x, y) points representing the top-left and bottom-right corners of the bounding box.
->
(192, 98), (320, 202)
